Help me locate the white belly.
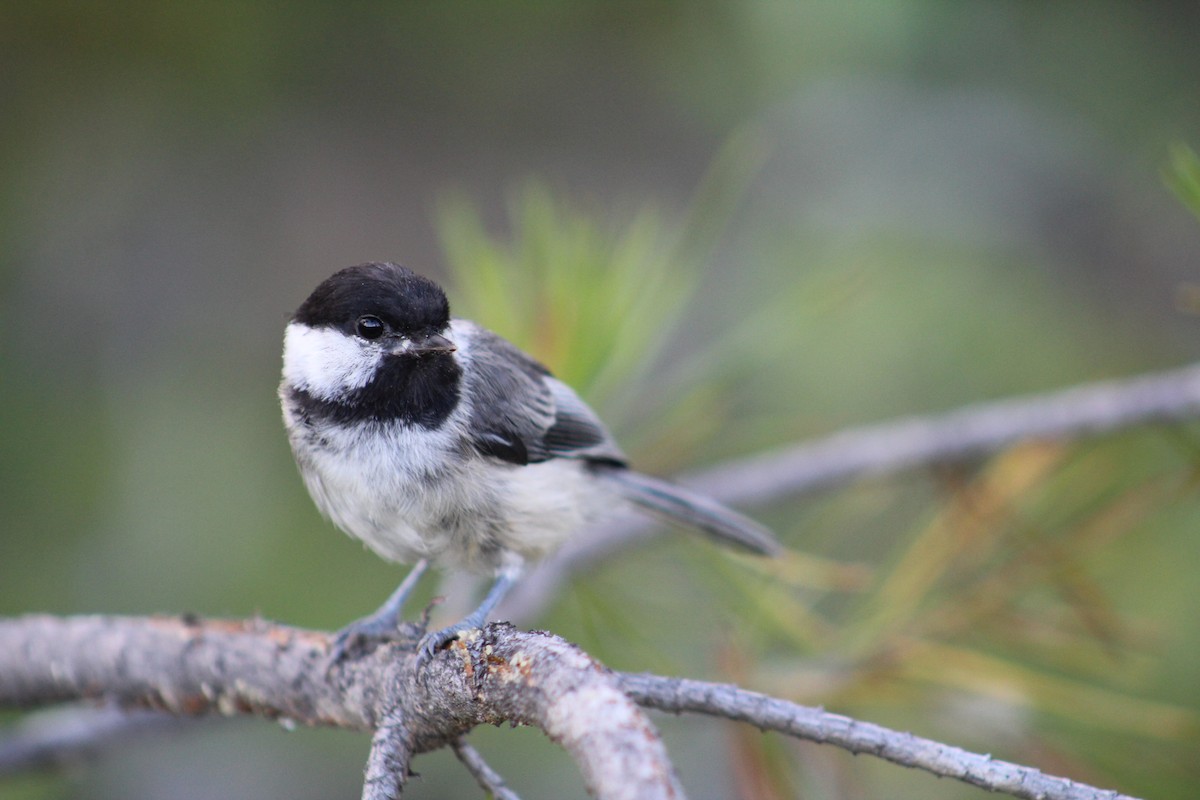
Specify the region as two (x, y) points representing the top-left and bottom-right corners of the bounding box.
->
(288, 416), (611, 574)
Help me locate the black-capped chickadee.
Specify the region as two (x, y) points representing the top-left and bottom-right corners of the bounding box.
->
(280, 262), (780, 664)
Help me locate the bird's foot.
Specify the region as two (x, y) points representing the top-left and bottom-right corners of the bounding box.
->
(327, 611), (407, 666)
(326, 559), (432, 668)
(415, 620), (480, 669)
(414, 565), (521, 669)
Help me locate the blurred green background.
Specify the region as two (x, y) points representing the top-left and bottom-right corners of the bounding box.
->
(3, 2), (1200, 798)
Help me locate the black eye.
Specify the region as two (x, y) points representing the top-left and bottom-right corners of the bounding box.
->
(355, 315), (386, 340)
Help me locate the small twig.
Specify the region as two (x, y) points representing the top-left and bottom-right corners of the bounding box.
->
(452, 737), (522, 800)
(363, 707), (412, 800)
(502, 361), (1200, 622)
(618, 672), (1139, 800)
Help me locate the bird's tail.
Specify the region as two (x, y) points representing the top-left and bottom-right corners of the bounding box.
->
(590, 464), (781, 556)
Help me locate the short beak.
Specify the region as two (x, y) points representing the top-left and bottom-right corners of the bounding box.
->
(408, 332), (457, 355)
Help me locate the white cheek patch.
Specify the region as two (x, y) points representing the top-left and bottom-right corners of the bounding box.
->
(283, 323), (381, 400)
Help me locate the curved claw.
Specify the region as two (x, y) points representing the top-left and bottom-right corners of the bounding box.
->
(413, 561), (525, 670)
(415, 622), (477, 668)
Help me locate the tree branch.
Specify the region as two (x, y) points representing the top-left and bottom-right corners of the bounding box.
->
(502, 360), (1200, 621)
(363, 706), (413, 800)
(0, 615), (683, 800)
(617, 672), (1139, 800)
(452, 737), (523, 800)
(0, 615), (1140, 800)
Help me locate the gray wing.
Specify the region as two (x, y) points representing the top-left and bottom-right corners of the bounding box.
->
(461, 324), (626, 467)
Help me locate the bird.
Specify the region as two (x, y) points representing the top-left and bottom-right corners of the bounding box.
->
(279, 262), (780, 665)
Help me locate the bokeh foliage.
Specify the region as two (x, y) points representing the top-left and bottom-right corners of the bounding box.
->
(431, 180), (1200, 799)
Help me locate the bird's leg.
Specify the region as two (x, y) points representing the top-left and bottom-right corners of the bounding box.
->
(417, 560), (524, 667)
(329, 558), (430, 663)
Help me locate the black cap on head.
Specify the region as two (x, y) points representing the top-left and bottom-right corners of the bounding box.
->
(294, 262), (450, 335)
